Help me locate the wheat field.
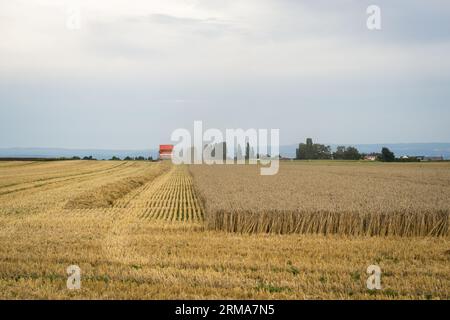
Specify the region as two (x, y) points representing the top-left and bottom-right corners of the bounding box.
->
(0, 160), (449, 299)
(190, 162), (450, 236)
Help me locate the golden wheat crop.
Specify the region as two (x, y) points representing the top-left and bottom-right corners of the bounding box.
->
(0, 160), (449, 299)
(65, 162), (171, 209)
(114, 166), (204, 222)
(190, 162), (450, 236)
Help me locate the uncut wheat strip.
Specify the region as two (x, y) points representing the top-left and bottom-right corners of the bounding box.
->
(182, 177), (188, 221)
(164, 188), (172, 221)
(177, 174), (184, 221)
(143, 207), (154, 219)
(117, 165), (175, 219)
(153, 200), (163, 220)
(171, 175), (177, 220)
(188, 189), (193, 222)
(193, 198), (200, 223)
(193, 191), (204, 221)
(160, 183), (170, 220)
(174, 178), (181, 221)
(193, 198), (200, 222)
(153, 177), (171, 219)
(170, 180), (178, 222)
(152, 169), (176, 211)
(136, 207), (146, 219)
(163, 177), (174, 221)
(186, 170), (203, 221)
(156, 204), (165, 220)
(161, 193), (169, 221)
(150, 191), (163, 219)
(180, 180), (186, 222)
(176, 170), (183, 212)
(183, 175), (189, 221)
(165, 178), (174, 221)
(183, 176), (188, 222)
(187, 184), (194, 222)
(191, 186), (200, 222)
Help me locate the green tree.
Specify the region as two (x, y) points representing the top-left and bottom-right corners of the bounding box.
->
(296, 138), (331, 160)
(380, 147), (395, 162)
(296, 138), (314, 159)
(245, 142), (250, 160)
(304, 138), (314, 159)
(333, 146), (361, 160)
(236, 144), (243, 161)
(333, 146), (346, 160)
(222, 142), (227, 161)
(314, 144), (332, 159)
(343, 146), (361, 160)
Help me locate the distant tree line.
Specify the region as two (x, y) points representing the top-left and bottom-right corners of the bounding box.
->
(110, 156), (153, 161)
(56, 156), (97, 160)
(333, 146), (361, 160)
(62, 142), (425, 163)
(295, 138), (413, 162)
(296, 138), (333, 160)
(377, 148), (419, 162)
(50, 155), (155, 161)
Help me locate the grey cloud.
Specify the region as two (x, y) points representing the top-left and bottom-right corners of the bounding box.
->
(122, 13), (243, 37)
(1, 0), (450, 149)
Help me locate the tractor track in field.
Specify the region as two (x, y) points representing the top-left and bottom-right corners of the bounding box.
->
(0, 161), (41, 168)
(0, 162), (133, 196)
(102, 165), (204, 263)
(115, 165), (204, 222)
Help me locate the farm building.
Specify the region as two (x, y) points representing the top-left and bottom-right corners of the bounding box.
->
(423, 156), (444, 161)
(363, 155), (377, 161)
(159, 145), (174, 160)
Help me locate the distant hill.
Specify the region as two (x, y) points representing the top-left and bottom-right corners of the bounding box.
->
(0, 148), (159, 160)
(281, 143), (450, 159)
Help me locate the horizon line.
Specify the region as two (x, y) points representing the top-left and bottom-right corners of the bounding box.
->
(1, 141), (450, 151)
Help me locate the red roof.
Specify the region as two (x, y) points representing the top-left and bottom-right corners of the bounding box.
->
(159, 145), (174, 152)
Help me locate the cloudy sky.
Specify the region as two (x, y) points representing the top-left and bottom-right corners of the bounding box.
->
(1, 0), (449, 149)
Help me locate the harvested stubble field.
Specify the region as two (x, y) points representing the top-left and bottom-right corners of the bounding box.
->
(0, 160), (449, 299)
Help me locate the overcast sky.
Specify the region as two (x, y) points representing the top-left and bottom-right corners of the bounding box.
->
(1, 0), (450, 149)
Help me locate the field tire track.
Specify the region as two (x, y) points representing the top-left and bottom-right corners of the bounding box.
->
(0, 162), (133, 196)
